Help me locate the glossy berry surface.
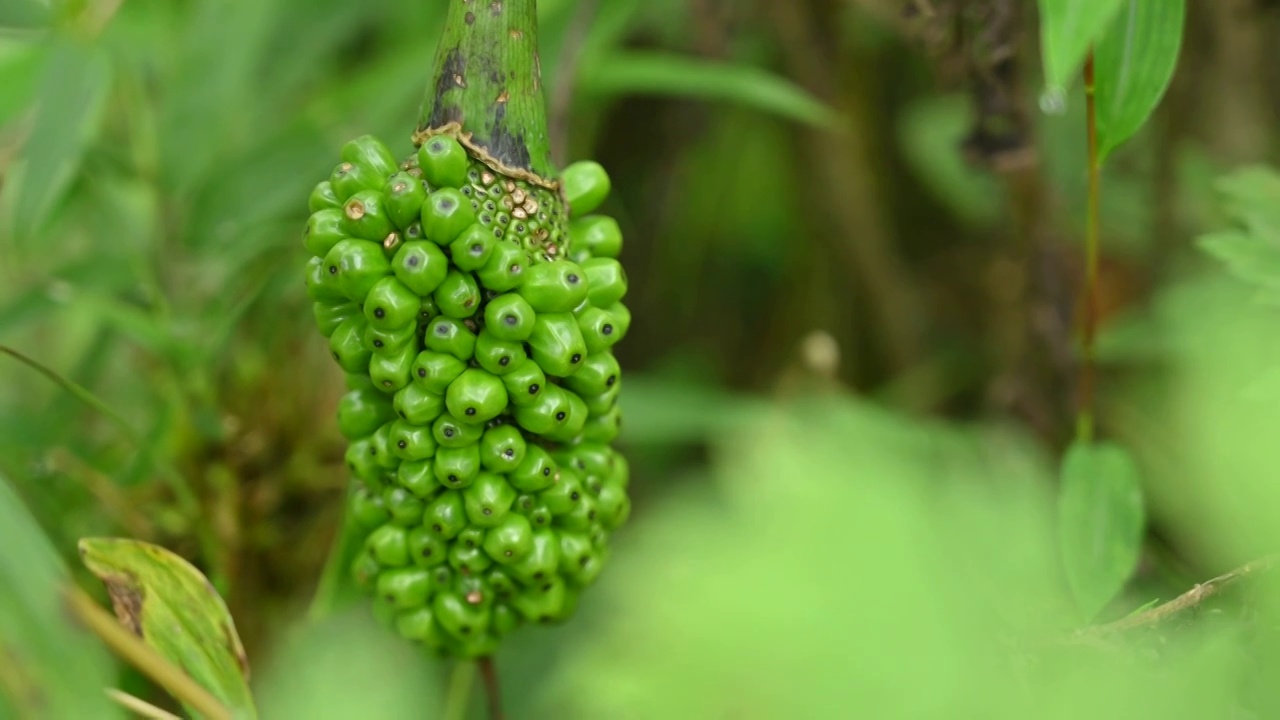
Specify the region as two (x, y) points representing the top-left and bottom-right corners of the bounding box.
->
(302, 132), (630, 660)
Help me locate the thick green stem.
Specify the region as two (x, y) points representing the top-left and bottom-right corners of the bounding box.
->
(418, 0), (557, 182)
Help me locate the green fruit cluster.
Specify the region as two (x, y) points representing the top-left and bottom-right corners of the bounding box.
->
(303, 133), (631, 658)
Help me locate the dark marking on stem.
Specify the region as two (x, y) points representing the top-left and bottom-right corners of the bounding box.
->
(429, 47), (468, 128)
(491, 0), (503, 16)
(466, 11), (476, 24)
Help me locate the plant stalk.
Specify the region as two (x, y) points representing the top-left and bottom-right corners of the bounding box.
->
(417, 0), (557, 182)
(1076, 51), (1101, 444)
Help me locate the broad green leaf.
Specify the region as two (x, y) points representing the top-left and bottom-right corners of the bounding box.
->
(0, 476), (120, 719)
(1058, 439), (1146, 620)
(1037, 0), (1125, 91)
(78, 537), (258, 720)
(12, 35), (110, 239)
(579, 51), (839, 129)
(1095, 0), (1185, 160)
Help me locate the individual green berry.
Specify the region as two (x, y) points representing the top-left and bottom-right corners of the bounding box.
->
(449, 224), (494, 272)
(595, 482), (630, 530)
(581, 405), (622, 444)
(508, 530), (560, 586)
(473, 331), (528, 376)
(367, 525), (410, 567)
(341, 190), (396, 243)
(544, 389), (588, 443)
(456, 527), (486, 552)
(564, 352), (620, 397)
(417, 135), (469, 188)
(582, 258), (627, 308)
(418, 295), (440, 326)
(384, 172), (428, 230)
(396, 606), (449, 647)
(501, 356), (546, 406)
(350, 485), (390, 529)
(338, 387), (397, 439)
(463, 472), (517, 527)
(324, 239), (391, 303)
(408, 527), (448, 568)
(422, 188), (476, 245)
(566, 443), (614, 477)
(424, 317), (477, 361)
(384, 486), (426, 526)
(562, 160), (611, 216)
(392, 241), (450, 296)
(512, 575), (570, 623)
(341, 134), (399, 179)
(557, 532), (594, 574)
(510, 445), (558, 493)
(540, 468), (584, 516)
(445, 369), (509, 423)
(557, 489), (597, 531)
(433, 592), (489, 639)
(574, 306), (621, 354)
(527, 313), (587, 378)
(479, 424), (526, 473)
(449, 543), (494, 576)
(433, 269), (481, 319)
(329, 316), (372, 374)
(398, 458), (438, 498)
(309, 181), (340, 213)
(486, 568), (518, 599)
(369, 342), (417, 394)
(330, 161), (383, 201)
(476, 241), (527, 291)
(393, 383), (446, 426)
(312, 300), (359, 336)
(390, 420), (437, 462)
(567, 548), (606, 588)
(344, 438), (382, 484)
(422, 490), (467, 539)
(377, 567), (432, 611)
(517, 260), (588, 313)
(434, 444), (482, 489)
(608, 302), (631, 342)
(369, 423), (397, 470)
(433, 412), (484, 448)
(568, 215), (622, 259)
(412, 351), (468, 394)
(483, 294), (537, 342)
(363, 322), (416, 355)
(483, 513), (534, 564)
(304, 208), (346, 257)
(582, 384), (621, 416)
(363, 277), (421, 330)
(491, 603), (520, 635)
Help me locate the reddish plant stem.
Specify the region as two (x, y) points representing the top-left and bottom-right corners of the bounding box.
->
(1076, 51), (1101, 444)
(478, 656), (505, 720)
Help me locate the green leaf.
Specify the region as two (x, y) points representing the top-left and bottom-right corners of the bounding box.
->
(0, 476), (121, 719)
(1095, 0), (1186, 160)
(78, 537), (258, 719)
(1197, 231), (1280, 293)
(1037, 0), (1125, 91)
(1215, 165), (1280, 243)
(1057, 439), (1146, 620)
(12, 35), (111, 239)
(579, 51), (839, 129)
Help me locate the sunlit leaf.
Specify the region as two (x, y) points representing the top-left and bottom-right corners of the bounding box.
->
(579, 51), (839, 129)
(1037, 0), (1125, 91)
(78, 537), (258, 719)
(1058, 439), (1146, 620)
(0, 476), (120, 719)
(1095, 0), (1186, 160)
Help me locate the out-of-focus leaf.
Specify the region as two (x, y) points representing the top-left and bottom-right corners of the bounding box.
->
(1037, 0), (1125, 91)
(617, 375), (768, 445)
(254, 610), (440, 720)
(1095, 0), (1185, 160)
(78, 537), (258, 720)
(1214, 165), (1280, 243)
(0, 0), (50, 29)
(1057, 439), (1146, 621)
(0, 476), (120, 719)
(11, 36), (110, 239)
(1197, 231), (1280, 294)
(579, 51), (839, 129)
(897, 94), (1002, 225)
(0, 40), (46, 128)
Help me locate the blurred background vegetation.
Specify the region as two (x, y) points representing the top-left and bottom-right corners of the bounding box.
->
(4, 0), (1280, 717)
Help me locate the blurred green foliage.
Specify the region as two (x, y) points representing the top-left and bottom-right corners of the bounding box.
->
(3, 0), (1280, 717)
